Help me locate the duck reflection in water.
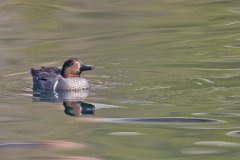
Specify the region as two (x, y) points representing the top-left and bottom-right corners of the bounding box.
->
(32, 89), (95, 116)
(63, 101), (95, 116)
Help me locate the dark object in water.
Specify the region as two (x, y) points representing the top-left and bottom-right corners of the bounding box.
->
(63, 101), (95, 116)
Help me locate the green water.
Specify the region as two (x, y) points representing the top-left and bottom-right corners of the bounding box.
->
(1, 0), (240, 159)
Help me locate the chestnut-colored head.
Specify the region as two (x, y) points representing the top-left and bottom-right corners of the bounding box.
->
(61, 58), (94, 78)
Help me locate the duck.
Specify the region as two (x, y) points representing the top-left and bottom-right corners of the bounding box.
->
(31, 58), (94, 91)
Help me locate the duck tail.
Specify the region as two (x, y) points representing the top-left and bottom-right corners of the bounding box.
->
(30, 68), (37, 77)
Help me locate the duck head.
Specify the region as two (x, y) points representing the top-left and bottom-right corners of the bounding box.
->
(61, 58), (94, 78)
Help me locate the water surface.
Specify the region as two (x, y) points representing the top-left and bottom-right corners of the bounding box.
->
(1, 0), (240, 159)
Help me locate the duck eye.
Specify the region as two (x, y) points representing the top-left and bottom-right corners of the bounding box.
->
(63, 60), (75, 68)
(68, 61), (75, 67)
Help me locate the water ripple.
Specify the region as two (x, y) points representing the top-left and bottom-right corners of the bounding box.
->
(194, 78), (214, 84)
(226, 130), (240, 137)
(0, 116), (33, 123)
(107, 117), (224, 125)
(0, 141), (84, 150)
(31, 156), (101, 160)
(109, 132), (143, 136)
(193, 68), (240, 71)
(181, 148), (226, 155)
(195, 141), (240, 147)
(192, 112), (240, 117)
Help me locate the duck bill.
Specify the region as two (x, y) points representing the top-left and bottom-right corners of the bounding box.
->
(80, 64), (94, 72)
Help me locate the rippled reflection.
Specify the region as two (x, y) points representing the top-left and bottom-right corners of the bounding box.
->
(0, 141), (100, 160)
(109, 117), (224, 124)
(33, 89), (89, 102)
(0, 141), (82, 150)
(226, 130), (240, 137)
(180, 148), (226, 155)
(63, 101), (95, 116)
(194, 141), (240, 147)
(32, 89), (95, 116)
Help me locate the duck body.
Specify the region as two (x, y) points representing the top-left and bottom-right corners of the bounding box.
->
(56, 76), (90, 90)
(31, 58), (94, 91)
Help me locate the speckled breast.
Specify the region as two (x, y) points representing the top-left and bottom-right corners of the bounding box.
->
(56, 77), (90, 90)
